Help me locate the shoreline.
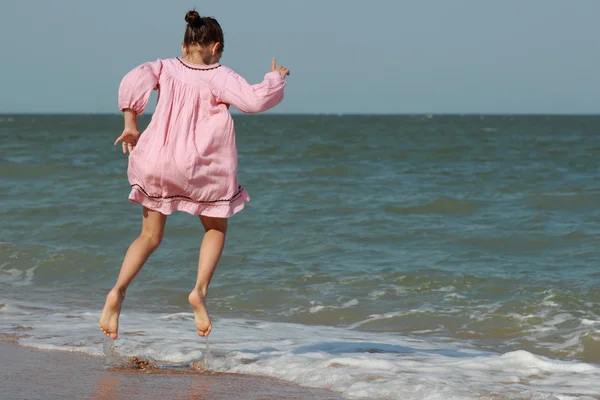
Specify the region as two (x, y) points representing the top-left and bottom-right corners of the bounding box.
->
(0, 340), (344, 400)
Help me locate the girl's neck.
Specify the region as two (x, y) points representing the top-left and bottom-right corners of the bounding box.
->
(183, 53), (218, 66)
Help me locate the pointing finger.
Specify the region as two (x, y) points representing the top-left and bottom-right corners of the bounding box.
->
(271, 58), (276, 71)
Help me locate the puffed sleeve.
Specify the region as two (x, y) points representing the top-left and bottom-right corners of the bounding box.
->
(117, 59), (162, 115)
(212, 68), (285, 114)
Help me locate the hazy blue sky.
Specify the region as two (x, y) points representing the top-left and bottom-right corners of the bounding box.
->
(1, 0), (599, 114)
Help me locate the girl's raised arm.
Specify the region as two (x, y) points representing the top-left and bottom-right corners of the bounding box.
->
(213, 61), (286, 114)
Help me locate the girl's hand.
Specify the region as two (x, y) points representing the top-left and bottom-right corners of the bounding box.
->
(271, 58), (290, 79)
(114, 128), (140, 154)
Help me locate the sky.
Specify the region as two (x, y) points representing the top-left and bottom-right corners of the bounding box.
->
(1, 0), (600, 114)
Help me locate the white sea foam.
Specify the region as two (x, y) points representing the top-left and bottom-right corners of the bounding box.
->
(309, 304), (325, 313)
(368, 290), (387, 300)
(2, 299), (599, 399)
(0, 261), (40, 286)
(581, 319), (600, 326)
(434, 285), (455, 292)
(346, 310), (422, 329)
(308, 298), (359, 314)
(506, 298), (600, 359)
(444, 292), (466, 300)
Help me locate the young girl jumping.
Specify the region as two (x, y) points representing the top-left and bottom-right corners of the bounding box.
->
(99, 10), (290, 340)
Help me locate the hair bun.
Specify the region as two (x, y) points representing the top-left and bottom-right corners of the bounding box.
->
(185, 10), (202, 27)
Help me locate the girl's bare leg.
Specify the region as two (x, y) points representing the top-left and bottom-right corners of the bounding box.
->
(189, 215), (227, 337)
(100, 207), (167, 339)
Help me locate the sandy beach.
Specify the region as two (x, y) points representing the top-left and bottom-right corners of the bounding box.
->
(0, 341), (344, 400)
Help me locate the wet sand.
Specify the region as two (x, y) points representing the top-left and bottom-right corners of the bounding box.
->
(0, 342), (344, 400)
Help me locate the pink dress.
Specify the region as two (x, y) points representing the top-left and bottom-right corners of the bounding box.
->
(117, 57), (286, 217)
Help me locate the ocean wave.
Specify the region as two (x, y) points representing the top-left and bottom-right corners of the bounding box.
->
(384, 196), (484, 216)
(2, 301), (599, 400)
(523, 192), (600, 212)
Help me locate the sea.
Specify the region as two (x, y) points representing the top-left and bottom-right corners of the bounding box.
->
(1, 114), (599, 399)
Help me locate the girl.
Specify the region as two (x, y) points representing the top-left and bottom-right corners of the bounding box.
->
(99, 10), (290, 340)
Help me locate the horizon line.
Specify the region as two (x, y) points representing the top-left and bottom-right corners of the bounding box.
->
(1, 112), (600, 117)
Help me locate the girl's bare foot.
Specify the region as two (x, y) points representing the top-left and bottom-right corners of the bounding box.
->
(99, 289), (124, 340)
(188, 290), (212, 337)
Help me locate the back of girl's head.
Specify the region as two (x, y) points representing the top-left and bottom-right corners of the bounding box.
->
(184, 10), (225, 52)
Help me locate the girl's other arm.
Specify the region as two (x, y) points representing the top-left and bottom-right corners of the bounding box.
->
(115, 59), (161, 154)
(118, 59), (162, 116)
(114, 109), (140, 154)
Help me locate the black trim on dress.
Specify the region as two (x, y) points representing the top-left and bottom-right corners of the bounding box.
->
(176, 57), (221, 71)
(131, 184), (244, 204)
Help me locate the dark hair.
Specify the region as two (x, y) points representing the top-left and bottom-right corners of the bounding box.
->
(184, 10), (224, 53)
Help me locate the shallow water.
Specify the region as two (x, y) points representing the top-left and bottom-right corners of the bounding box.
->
(1, 114), (599, 399)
